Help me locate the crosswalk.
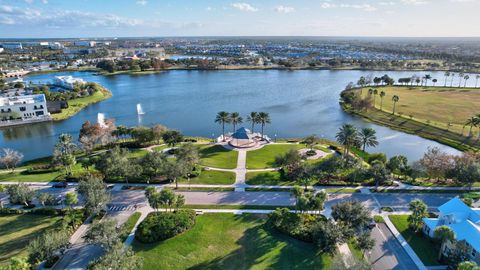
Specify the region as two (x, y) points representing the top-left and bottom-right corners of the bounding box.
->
(107, 204), (137, 212)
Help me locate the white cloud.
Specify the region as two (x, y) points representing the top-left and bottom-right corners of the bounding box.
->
(321, 2), (336, 8)
(274, 5), (294, 13)
(450, 0), (475, 2)
(379, 1), (396, 5)
(206, 6), (212, 11)
(42, 0), (48, 3)
(400, 0), (429, 5)
(231, 3), (258, 12)
(339, 4), (377, 12)
(136, 0), (147, 6)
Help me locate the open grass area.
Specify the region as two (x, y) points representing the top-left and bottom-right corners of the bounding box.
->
(51, 86), (112, 121)
(389, 215), (440, 266)
(0, 214), (62, 264)
(0, 163), (86, 182)
(179, 170), (236, 185)
(245, 170), (295, 186)
(133, 213), (331, 270)
(350, 86), (480, 151)
(198, 145), (238, 169)
(246, 144), (305, 169)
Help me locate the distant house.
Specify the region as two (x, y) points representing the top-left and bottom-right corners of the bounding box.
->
(423, 197), (480, 263)
(0, 94), (51, 126)
(53, 76), (85, 90)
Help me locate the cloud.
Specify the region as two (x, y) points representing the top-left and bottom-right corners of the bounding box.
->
(24, 0), (34, 3)
(400, 0), (429, 5)
(230, 3), (258, 12)
(274, 5), (294, 13)
(320, 2), (376, 11)
(321, 2), (336, 8)
(136, 0), (147, 5)
(0, 5), (200, 30)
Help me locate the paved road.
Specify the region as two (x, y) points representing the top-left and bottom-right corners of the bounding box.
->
(369, 223), (418, 270)
(177, 191), (296, 205)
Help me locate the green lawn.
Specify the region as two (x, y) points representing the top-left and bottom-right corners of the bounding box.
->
(246, 171), (295, 186)
(179, 170), (236, 185)
(51, 87), (112, 121)
(0, 163), (86, 182)
(133, 213), (331, 270)
(0, 214), (62, 264)
(388, 215), (440, 266)
(198, 145), (238, 169)
(127, 149), (149, 159)
(246, 144), (305, 169)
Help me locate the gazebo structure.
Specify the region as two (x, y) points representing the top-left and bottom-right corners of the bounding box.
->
(229, 127), (257, 148)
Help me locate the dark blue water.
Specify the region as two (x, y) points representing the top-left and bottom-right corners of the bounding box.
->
(1, 70), (462, 161)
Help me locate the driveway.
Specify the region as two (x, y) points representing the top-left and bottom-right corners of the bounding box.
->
(369, 223), (418, 270)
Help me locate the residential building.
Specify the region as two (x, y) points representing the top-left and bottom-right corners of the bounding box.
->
(53, 76), (85, 90)
(74, 40), (96, 47)
(0, 94), (50, 125)
(423, 197), (480, 264)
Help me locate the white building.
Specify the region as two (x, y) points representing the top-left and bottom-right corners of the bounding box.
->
(0, 94), (50, 124)
(1, 42), (23, 50)
(74, 41), (96, 47)
(423, 197), (480, 264)
(53, 76), (85, 90)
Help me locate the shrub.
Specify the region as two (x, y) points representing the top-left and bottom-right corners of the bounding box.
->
(30, 208), (59, 216)
(267, 208), (324, 242)
(0, 208), (24, 215)
(135, 210), (195, 243)
(306, 150), (317, 157)
(368, 153), (387, 164)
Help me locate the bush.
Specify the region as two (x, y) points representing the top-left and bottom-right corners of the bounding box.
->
(380, 207), (394, 212)
(30, 208), (59, 216)
(267, 208), (324, 242)
(306, 150), (317, 157)
(368, 153), (387, 164)
(135, 210), (195, 243)
(0, 208), (24, 215)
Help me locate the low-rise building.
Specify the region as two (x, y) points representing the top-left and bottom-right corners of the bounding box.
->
(53, 76), (85, 89)
(423, 197), (480, 264)
(1, 42), (23, 50)
(0, 94), (50, 125)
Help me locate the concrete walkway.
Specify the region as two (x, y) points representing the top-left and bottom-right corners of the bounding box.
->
(234, 150), (247, 192)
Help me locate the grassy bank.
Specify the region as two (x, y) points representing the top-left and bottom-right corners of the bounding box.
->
(246, 144), (305, 169)
(51, 85), (112, 121)
(344, 86), (480, 151)
(133, 213), (331, 270)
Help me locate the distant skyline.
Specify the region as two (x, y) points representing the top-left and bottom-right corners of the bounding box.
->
(0, 0), (479, 38)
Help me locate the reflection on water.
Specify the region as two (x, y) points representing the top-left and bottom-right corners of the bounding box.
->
(1, 122), (54, 141)
(1, 69), (464, 161)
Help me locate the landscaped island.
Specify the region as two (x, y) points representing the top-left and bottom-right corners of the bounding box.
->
(341, 78), (480, 151)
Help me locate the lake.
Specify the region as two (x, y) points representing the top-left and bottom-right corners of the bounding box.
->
(1, 69), (463, 161)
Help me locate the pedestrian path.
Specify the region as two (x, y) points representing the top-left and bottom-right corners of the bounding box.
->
(107, 204), (137, 212)
(234, 150), (247, 192)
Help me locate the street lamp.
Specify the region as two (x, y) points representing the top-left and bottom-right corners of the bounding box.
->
(212, 133), (215, 143)
(274, 133), (277, 142)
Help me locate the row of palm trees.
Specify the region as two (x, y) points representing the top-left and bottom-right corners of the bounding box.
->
(367, 88), (400, 115)
(443, 72), (480, 88)
(335, 124), (379, 156)
(215, 111), (271, 141)
(464, 114), (480, 139)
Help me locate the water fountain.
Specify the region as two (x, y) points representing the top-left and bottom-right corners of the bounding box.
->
(137, 103), (145, 115)
(97, 113), (107, 128)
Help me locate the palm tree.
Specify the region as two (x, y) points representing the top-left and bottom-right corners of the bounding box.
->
(215, 111), (231, 142)
(476, 75), (480, 88)
(392, 95), (400, 115)
(434, 226), (455, 260)
(432, 79), (437, 86)
(476, 114), (480, 140)
(247, 112), (259, 133)
(423, 74), (431, 86)
(379, 91), (386, 110)
(464, 116), (477, 137)
(464, 75), (470, 88)
(257, 112), (271, 140)
(335, 124), (359, 157)
(368, 88), (374, 97)
(450, 73), (455, 87)
(373, 89), (378, 107)
(458, 72), (464, 87)
(230, 112), (243, 132)
(359, 128), (378, 151)
(444, 71), (450, 87)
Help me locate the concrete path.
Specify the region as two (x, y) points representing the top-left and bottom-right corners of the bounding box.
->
(234, 150), (247, 192)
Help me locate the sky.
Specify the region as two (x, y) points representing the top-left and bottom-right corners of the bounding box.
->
(0, 0), (479, 38)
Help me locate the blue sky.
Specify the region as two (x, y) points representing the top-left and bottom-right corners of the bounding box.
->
(0, 0), (479, 38)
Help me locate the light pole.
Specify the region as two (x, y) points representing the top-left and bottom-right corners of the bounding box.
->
(274, 133), (277, 143)
(212, 133), (215, 143)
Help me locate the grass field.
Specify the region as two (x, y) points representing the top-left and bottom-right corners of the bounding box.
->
(198, 145), (238, 169)
(245, 170), (295, 186)
(0, 163), (86, 182)
(389, 215), (440, 266)
(352, 86), (480, 151)
(133, 213), (332, 270)
(246, 144), (305, 169)
(0, 214), (62, 264)
(51, 86), (112, 121)
(179, 170), (236, 185)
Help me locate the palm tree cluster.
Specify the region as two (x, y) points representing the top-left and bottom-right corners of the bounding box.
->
(215, 111), (271, 141)
(335, 124), (378, 156)
(444, 71), (478, 88)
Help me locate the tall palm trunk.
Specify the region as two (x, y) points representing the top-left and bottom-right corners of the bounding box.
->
(469, 125), (474, 137)
(251, 122), (255, 133)
(392, 102), (397, 115)
(444, 77), (447, 87)
(222, 122), (225, 141)
(261, 123), (265, 140)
